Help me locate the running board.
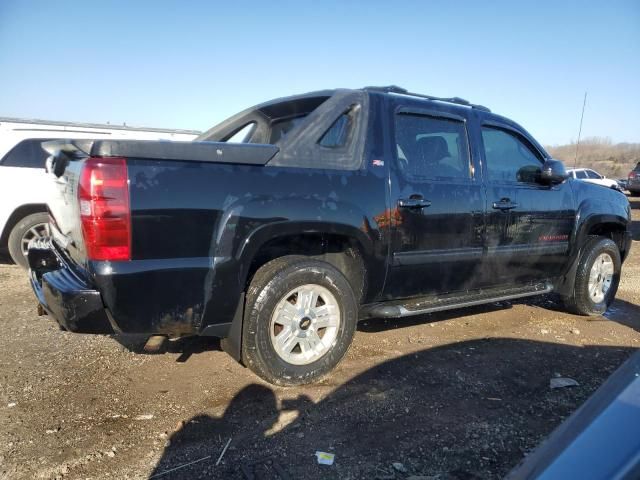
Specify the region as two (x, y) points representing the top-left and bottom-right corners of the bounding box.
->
(361, 282), (553, 319)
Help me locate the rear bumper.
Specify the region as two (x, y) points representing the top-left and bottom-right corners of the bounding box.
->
(28, 237), (114, 334)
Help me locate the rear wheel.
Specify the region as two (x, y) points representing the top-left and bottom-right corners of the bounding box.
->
(242, 256), (357, 386)
(7, 212), (49, 269)
(563, 236), (621, 316)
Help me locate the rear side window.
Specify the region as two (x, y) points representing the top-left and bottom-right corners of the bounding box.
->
(395, 113), (471, 181)
(481, 127), (542, 183)
(575, 170), (587, 179)
(0, 139), (51, 169)
(318, 107), (357, 148)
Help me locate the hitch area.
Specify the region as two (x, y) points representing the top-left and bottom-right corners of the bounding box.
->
(143, 335), (167, 353)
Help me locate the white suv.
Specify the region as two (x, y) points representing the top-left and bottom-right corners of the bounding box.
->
(566, 168), (622, 191)
(0, 118), (199, 268)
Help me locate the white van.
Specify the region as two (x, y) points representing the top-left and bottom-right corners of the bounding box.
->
(0, 118), (199, 268)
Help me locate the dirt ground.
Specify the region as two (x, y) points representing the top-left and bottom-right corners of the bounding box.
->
(1, 200), (639, 480)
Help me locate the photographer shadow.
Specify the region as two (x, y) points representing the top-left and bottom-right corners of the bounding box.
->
(149, 337), (638, 479)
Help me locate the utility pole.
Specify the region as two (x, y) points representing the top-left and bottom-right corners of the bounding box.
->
(573, 92), (588, 168)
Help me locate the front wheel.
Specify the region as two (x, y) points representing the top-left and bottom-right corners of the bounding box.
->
(242, 256), (357, 386)
(563, 236), (621, 316)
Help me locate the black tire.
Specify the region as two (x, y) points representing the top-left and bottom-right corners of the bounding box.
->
(242, 255), (358, 386)
(562, 236), (621, 316)
(7, 212), (49, 269)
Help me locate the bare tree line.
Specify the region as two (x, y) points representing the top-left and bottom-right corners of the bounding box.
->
(546, 137), (640, 178)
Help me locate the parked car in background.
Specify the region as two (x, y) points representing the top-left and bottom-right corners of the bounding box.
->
(628, 162), (640, 195)
(616, 178), (629, 191)
(567, 168), (622, 191)
(28, 86), (632, 385)
(0, 118), (199, 268)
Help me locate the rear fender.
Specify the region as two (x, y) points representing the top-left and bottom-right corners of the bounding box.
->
(213, 196), (376, 280)
(198, 196), (382, 356)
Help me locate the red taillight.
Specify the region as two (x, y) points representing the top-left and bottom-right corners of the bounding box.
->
(78, 157), (131, 261)
(629, 172), (637, 180)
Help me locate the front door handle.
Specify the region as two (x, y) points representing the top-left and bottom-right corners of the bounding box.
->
(492, 198), (518, 211)
(398, 197), (432, 209)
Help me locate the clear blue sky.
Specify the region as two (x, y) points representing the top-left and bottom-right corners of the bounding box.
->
(1, 0), (638, 145)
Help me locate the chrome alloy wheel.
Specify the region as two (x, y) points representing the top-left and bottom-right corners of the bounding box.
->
(588, 252), (614, 303)
(21, 223), (49, 257)
(269, 284), (341, 365)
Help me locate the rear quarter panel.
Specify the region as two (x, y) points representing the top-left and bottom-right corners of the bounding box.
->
(92, 159), (389, 334)
(47, 160), (86, 266)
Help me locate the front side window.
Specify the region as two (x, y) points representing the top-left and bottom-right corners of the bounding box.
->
(395, 113), (471, 181)
(0, 139), (51, 169)
(481, 127), (543, 183)
(586, 170), (601, 179)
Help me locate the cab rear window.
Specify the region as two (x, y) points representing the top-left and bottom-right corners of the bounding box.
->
(269, 116), (308, 143)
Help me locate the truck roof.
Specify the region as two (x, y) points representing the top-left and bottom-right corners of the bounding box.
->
(198, 86), (548, 159)
(362, 85), (492, 112)
(198, 86), (493, 141)
(249, 86), (492, 114)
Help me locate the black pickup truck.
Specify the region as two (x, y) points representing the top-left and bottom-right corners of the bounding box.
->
(29, 86), (632, 385)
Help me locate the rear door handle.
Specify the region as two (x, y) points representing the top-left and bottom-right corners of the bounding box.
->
(492, 198), (518, 211)
(398, 197), (432, 209)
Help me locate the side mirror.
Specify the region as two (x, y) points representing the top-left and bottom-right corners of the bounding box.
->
(539, 159), (568, 185)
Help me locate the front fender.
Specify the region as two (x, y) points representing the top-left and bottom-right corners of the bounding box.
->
(554, 194), (629, 297)
(574, 197), (630, 250)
